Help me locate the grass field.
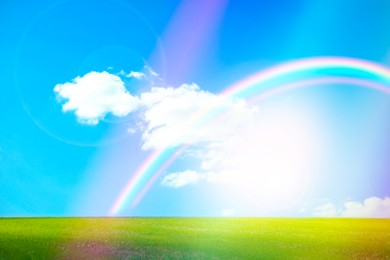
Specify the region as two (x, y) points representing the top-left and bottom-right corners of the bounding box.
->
(0, 218), (389, 259)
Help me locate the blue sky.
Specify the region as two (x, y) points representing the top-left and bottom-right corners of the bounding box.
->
(1, 0), (390, 217)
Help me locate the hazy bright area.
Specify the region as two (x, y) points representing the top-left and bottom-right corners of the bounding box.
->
(1, 218), (389, 259)
(2, 0), (390, 218)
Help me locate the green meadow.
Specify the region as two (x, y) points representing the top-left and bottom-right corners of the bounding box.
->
(0, 218), (389, 259)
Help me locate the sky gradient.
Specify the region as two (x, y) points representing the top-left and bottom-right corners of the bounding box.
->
(1, 0), (390, 217)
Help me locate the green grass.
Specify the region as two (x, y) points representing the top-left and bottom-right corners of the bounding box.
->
(0, 218), (389, 259)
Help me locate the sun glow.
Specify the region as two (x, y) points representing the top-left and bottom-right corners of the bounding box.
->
(216, 100), (322, 210)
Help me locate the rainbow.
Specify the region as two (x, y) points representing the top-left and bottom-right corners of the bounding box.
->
(109, 56), (390, 216)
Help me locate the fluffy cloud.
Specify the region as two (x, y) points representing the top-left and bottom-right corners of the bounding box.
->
(139, 83), (258, 149)
(341, 197), (390, 218)
(54, 70), (256, 147)
(313, 197), (390, 218)
(54, 71), (139, 125)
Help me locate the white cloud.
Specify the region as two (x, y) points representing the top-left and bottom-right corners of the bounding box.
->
(161, 170), (203, 188)
(313, 202), (339, 217)
(341, 197), (390, 218)
(54, 68), (257, 143)
(54, 71), (140, 125)
(313, 197), (390, 218)
(139, 83), (258, 149)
